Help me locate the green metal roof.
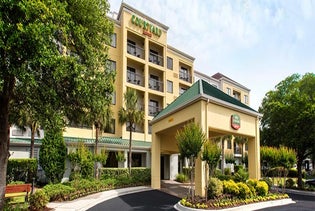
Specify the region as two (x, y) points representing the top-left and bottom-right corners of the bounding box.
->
(64, 136), (151, 148)
(10, 138), (42, 144)
(152, 79), (259, 122)
(10, 137), (151, 148)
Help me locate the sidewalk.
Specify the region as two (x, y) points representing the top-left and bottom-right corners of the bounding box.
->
(47, 186), (151, 211)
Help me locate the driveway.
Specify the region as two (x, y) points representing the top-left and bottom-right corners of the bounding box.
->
(87, 189), (180, 211)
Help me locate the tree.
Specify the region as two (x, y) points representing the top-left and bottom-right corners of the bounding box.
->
(234, 136), (248, 164)
(176, 122), (206, 201)
(0, 0), (114, 208)
(202, 139), (221, 201)
(259, 73), (315, 188)
(39, 130), (67, 183)
(118, 88), (144, 175)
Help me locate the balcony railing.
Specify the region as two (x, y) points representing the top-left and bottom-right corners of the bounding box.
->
(149, 52), (163, 66)
(149, 78), (163, 92)
(127, 70), (144, 87)
(179, 69), (192, 83)
(148, 105), (160, 116)
(127, 43), (144, 59)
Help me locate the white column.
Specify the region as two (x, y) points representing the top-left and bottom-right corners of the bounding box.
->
(170, 154), (179, 180)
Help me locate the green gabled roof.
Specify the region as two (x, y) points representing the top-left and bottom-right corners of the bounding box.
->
(152, 79), (259, 123)
(153, 81), (201, 120)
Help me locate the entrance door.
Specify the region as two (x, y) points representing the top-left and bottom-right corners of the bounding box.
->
(160, 156), (165, 180)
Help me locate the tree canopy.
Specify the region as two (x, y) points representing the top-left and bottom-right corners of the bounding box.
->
(0, 0), (114, 209)
(259, 73), (315, 188)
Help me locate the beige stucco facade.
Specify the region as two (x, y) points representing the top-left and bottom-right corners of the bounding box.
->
(151, 93), (261, 196)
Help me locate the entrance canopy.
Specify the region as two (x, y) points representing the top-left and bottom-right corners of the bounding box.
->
(150, 79), (262, 196)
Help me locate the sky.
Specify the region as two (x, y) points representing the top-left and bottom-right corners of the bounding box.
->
(108, 0), (315, 110)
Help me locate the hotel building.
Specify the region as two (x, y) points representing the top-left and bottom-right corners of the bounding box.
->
(9, 3), (255, 179)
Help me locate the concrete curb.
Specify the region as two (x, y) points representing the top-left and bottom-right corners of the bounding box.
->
(174, 198), (295, 211)
(47, 186), (152, 211)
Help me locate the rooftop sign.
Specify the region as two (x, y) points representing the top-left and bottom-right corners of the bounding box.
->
(131, 14), (162, 37)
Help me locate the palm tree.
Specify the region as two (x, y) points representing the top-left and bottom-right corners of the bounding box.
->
(234, 136), (248, 164)
(15, 106), (40, 158)
(93, 105), (112, 155)
(118, 88), (144, 174)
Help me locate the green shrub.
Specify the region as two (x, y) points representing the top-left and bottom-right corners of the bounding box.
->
(43, 183), (75, 201)
(68, 142), (94, 179)
(260, 177), (272, 189)
(233, 168), (249, 182)
(246, 179), (258, 196)
(223, 180), (239, 196)
(100, 167), (150, 184)
(39, 131), (67, 183)
(217, 174), (233, 181)
(131, 168), (151, 183)
(183, 167), (193, 178)
(286, 178), (296, 188)
(207, 177), (223, 199)
(256, 181), (269, 196)
(237, 182), (252, 199)
(101, 168), (129, 179)
(224, 168), (231, 175)
(175, 173), (188, 183)
(29, 190), (49, 210)
(7, 158), (37, 183)
(234, 165), (244, 173)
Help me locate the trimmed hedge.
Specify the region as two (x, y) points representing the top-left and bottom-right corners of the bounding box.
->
(100, 167), (151, 184)
(7, 158), (38, 183)
(256, 181), (269, 196)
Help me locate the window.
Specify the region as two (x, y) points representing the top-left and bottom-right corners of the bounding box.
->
(106, 60), (116, 73)
(104, 119), (115, 134)
(110, 33), (116, 47)
(167, 80), (173, 93)
(179, 67), (190, 82)
(226, 87), (231, 95)
(167, 57), (173, 70)
(12, 129), (24, 136)
(244, 95), (249, 104)
(179, 87), (187, 95)
(233, 91), (241, 101)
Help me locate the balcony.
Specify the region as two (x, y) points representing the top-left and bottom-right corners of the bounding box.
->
(149, 78), (163, 92)
(148, 105), (160, 116)
(127, 42), (144, 59)
(149, 51), (163, 66)
(127, 70), (144, 87)
(179, 69), (192, 83)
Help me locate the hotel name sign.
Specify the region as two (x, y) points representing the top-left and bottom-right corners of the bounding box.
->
(131, 14), (162, 37)
(231, 114), (241, 130)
